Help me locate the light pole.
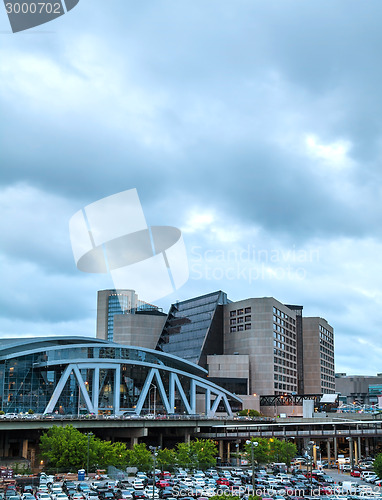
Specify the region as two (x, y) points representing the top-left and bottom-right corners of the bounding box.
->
(314, 444), (322, 469)
(235, 443), (239, 467)
(149, 445), (160, 500)
(308, 441), (314, 491)
(246, 439), (258, 494)
(346, 437), (354, 471)
(87, 432), (94, 477)
(149, 384), (157, 416)
(78, 381), (89, 417)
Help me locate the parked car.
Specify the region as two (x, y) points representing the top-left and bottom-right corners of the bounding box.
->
(155, 482), (170, 490)
(158, 489), (173, 499)
(131, 481), (144, 491)
(22, 494), (35, 500)
(99, 492), (114, 500)
(216, 478), (229, 486)
(132, 493), (147, 500)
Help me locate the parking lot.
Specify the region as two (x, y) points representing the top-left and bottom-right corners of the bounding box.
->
(2, 464), (382, 500)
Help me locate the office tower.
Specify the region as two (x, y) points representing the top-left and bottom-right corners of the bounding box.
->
(157, 291), (229, 366)
(156, 292), (335, 396)
(96, 289), (335, 396)
(302, 317), (335, 393)
(96, 289), (166, 348)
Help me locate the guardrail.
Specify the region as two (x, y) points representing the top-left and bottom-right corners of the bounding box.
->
(0, 414), (275, 422)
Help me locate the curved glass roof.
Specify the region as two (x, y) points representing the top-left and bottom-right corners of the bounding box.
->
(0, 336), (207, 376)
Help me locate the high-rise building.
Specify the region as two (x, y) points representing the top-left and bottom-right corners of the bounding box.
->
(96, 289), (166, 347)
(156, 292), (335, 396)
(97, 290), (138, 341)
(96, 289), (335, 397)
(302, 317), (335, 393)
(157, 291), (229, 366)
(223, 297), (298, 395)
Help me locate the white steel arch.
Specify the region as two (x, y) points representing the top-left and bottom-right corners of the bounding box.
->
(44, 361), (241, 417)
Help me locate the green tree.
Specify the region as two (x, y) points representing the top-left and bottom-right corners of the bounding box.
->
(244, 437), (297, 466)
(40, 425), (129, 472)
(374, 453), (382, 479)
(175, 439), (217, 471)
(175, 442), (196, 469)
(40, 425), (87, 471)
(191, 439), (217, 470)
(126, 443), (153, 472)
(157, 448), (177, 471)
(237, 409), (261, 417)
(244, 437), (273, 465)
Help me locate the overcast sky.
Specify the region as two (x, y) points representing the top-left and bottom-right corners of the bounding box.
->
(1, 0), (382, 376)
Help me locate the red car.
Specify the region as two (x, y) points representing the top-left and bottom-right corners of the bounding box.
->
(320, 486), (334, 495)
(159, 472), (171, 479)
(351, 470), (361, 477)
(216, 478), (230, 486)
(155, 480), (170, 489)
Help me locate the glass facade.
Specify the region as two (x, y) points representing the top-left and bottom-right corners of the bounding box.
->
(107, 294), (129, 341)
(157, 291), (230, 365)
(106, 291), (161, 342)
(0, 337), (240, 415)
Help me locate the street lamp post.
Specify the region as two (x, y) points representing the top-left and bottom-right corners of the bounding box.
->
(314, 444), (322, 469)
(246, 440), (258, 494)
(149, 384), (157, 416)
(346, 437), (354, 471)
(87, 432), (94, 477)
(149, 446), (160, 500)
(308, 441), (314, 491)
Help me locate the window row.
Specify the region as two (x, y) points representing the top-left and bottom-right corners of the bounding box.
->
(274, 350), (296, 362)
(230, 324), (251, 333)
(275, 365), (296, 376)
(274, 383), (296, 391)
(272, 307), (295, 325)
(230, 307), (251, 317)
(274, 356), (297, 369)
(230, 315), (251, 325)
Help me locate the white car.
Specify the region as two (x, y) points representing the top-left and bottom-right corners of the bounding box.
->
(145, 487), (159, 499)
(37, 494), (51, 500)
(193, 477), (205, 488)
(22, 494), (35, 500)
(50, 486), (63, 498)
(131, 480), (144, 490)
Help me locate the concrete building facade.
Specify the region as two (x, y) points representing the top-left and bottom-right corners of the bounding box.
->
(302, 317), (335, 393)
(96, 289), (165, 346)
(336, 373), (382, 405)
(222, 297), (298, 396)
(96, 289), (335, 399)
(96, 289), (138, 341)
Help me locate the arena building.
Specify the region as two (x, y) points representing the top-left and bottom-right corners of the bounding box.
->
(0, 337), (241, 417)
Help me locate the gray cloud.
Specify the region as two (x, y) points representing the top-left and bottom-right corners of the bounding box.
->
(1, 0), (382, 373)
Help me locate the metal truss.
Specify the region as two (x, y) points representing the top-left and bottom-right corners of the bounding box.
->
(260, 394), (322, 406)
(44, 361), (238, 416)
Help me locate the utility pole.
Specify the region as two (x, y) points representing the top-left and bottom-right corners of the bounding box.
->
(246, 440), (258, 494)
